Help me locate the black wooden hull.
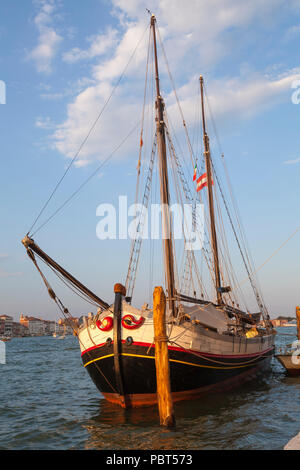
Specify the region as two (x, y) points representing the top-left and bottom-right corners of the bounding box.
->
(81, 340), (274, 407)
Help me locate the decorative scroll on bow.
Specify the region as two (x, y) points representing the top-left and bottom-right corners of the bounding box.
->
(121, 314), (145, 330)
(96, 317), (113, 332)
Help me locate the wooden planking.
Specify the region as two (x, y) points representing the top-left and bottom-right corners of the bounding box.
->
(153, 286), (175, 427)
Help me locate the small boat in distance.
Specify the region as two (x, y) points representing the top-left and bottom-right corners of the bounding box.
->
(0, 336), (11, 342)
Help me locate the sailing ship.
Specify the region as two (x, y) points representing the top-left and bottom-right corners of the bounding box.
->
(22, 15), (275, 408)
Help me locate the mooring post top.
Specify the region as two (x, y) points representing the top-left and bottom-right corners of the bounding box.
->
(153, 287), (166, 317)
(114, 283), (126, 296)
(153, 285), (165, 294)
(153, 286), (166, 303)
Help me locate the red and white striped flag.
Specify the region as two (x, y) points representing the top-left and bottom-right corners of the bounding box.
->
(196, 172), (214, 192)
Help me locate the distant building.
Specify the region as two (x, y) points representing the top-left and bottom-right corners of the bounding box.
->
(20, 314), (46, 336)
(271, 317), (296, 327)
(0, 319), (4, 335)
(0, 313), (80, 337)
(12, 322), (28, 337)
(0, 315), (13, 337)
(43, 320), (56, 335)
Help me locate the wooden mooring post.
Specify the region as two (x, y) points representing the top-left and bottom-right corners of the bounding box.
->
(153, 286), (175, 427)
(113, 283), (128, 408)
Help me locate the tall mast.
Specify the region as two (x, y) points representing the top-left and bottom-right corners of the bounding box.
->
(200, 76), (223, 305)
(151, 15), (176, 317)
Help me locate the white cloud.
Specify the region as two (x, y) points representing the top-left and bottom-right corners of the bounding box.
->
(28, 0), (62, 74)
(92, 23), (148, 82)
(40, 91), (64, 100)
(166, 68), (300, 128)
(52, 81), (141, 161)
(284, 157), (300, 165)
(47, 0), (299, 167)
(112, 0), (285, 67)
(36, 116), (55, 129)
(62, 28), (118, 63)
(284, 24), (300, 41)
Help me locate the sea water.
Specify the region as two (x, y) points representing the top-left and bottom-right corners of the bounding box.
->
(0, 328), (299, 450)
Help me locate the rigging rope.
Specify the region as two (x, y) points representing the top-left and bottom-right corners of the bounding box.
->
(211, 160), (270, 323)
(26, 247), (118, 392)
(28, 23), (149, 236)
(197, 80), (272, 325)
(168, 338), (272, 366)
(125, 134), (157, 298)
(36, 253), (101, 308)
(239, 223), (300, 285)
(157, 26), (196, 170)
(31, 120), (141, 236)
(203, 81), (272, 319)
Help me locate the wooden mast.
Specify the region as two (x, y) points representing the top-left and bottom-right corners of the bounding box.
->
(200, 76), (223, 305)
(151, 15), (176, 317)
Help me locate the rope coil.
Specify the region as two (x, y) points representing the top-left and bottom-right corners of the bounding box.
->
(154, 335), (169, 343)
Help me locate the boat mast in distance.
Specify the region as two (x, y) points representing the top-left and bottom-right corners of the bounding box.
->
(200, 76), (223, 305)
(151, 15), (177, 317)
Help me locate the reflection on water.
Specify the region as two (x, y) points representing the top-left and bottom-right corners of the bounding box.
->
(0, 328), (299, 450)
(83, 355), (299, 450)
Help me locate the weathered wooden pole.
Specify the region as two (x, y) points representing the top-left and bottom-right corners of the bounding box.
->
(153, 286), (175, 427)
(113, 283), (128, 408)
(296, 306), (300, 341)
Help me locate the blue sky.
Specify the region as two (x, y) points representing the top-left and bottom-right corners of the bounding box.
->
(0, 0), (300, 321)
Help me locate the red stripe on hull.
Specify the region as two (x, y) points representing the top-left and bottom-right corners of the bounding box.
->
(81, 340), (273, 360)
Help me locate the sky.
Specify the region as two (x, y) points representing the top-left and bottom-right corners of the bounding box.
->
(0, 0), (300, 321)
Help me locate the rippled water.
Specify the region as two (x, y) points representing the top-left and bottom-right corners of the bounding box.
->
(0, 328), (299, 450)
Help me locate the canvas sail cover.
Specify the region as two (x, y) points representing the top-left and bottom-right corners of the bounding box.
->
(183, 304), (229, 334)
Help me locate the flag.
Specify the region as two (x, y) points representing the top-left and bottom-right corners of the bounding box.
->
(193, 164), (197, 182)
(196, 172), (214, 192)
